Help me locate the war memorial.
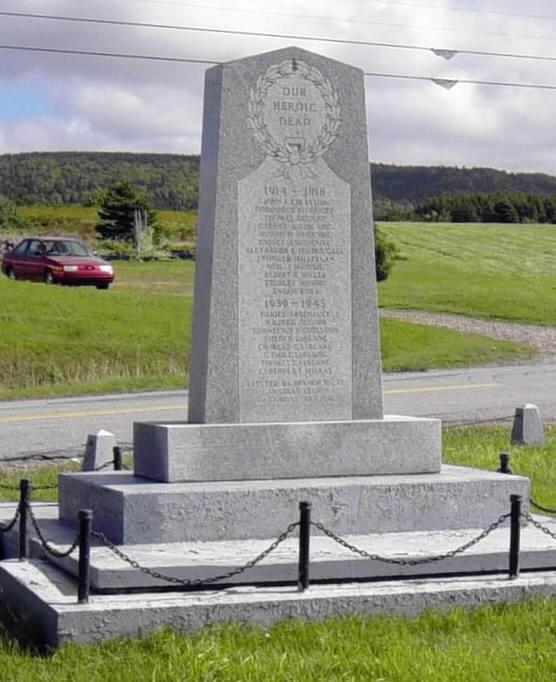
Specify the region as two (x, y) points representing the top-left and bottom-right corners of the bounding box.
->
(0, 47), (555, 647)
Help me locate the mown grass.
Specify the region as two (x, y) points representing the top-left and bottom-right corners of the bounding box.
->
(444, 424), (556, 512)
(0, 272), (530, 399)
(378, 222), (556, 325)
(0, 600), (555, 681)
(0, 276), (190, 399)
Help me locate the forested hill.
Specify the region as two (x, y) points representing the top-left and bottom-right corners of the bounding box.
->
(371, 163), (556, 202)
(1, 151), (556, 209)
(0, 152), (200, 209)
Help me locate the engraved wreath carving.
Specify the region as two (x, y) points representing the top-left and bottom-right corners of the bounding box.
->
(247, 58), (341, 175)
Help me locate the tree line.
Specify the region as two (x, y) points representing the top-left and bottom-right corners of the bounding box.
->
(396, 192), (556, 223)
(2, 152), (556, 214)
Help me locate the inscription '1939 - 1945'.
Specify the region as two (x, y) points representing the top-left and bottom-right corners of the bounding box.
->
(238, 169), (352, 423)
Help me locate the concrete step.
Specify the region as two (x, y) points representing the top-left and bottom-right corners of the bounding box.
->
(56, 465), (530, 543)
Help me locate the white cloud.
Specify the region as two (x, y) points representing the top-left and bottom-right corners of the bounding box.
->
(0, 0), (554, 173)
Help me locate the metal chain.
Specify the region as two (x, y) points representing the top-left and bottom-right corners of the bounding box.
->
(26, 502), (80, 558)
(529, 498), (556, 515)
(31, 483), (59, 491)
(0, 483), (21, 491)
(311, 514), (511, 566)
(523, 512), (556, 541)
(92, 521), (300, 587)
(93, 459), (115, 472)
(0, 502), (20, 534)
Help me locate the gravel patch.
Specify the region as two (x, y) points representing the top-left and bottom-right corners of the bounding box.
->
(380, 309), (556, 363)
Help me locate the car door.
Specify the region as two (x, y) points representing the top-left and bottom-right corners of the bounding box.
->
(7, 239), (31, 278)
(24, 239), (47, 280)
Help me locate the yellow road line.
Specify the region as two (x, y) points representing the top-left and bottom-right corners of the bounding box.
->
(0, 382), (500, 423)
(0, 404), (186, 423)
(384, 382), (499, 395)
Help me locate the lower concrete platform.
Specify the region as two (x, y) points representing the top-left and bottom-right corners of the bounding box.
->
(46, 517), (556, 590)
(1, 559), (556, 648)
(57, 465), (530, 544)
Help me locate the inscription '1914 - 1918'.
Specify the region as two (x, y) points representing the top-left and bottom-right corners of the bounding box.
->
(238, 58), (352, 423)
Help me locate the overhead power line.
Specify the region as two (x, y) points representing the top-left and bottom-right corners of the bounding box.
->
(113, 0), (556, 43)
(124, 0), (556, 24)
(2, 10), (556, 65)
(3, 43), (556, 92)
(351, 0), (556, 23)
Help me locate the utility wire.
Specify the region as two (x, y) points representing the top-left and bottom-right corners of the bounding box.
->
(3, 10), (556, 65)
(124, 0), (556, 24)
(350, 0), (556, 23)
(3, 43), (556, 92)
(107, 0), (556, 43)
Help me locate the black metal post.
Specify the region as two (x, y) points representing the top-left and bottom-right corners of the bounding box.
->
(113, 446), (122, 471)
(297, 501), (311, 592)
(498, 452), (512, 474)
(77, 509), (93, 604)
(18, 479), (31, 561)
(509, 494), (522, 580)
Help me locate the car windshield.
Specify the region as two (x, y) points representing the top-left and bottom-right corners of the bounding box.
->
(44, 240), (91, 257)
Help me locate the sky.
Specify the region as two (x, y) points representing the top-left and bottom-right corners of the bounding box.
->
(1, 0), (556, 174)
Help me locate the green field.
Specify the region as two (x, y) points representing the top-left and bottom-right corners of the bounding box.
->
(0, 425), (554, 676)
(1, 219), (554, 398)
(378, 222), (556, 325)
(0, 272), (529, 399)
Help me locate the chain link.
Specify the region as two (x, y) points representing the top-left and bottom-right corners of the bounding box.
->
(93, 459), (116, 472)
(0, 483), (21, 491)
(529, 498), (556, 515)
(0, 502), (20, 534)
(27, 502), (80, 558)
(523, 512), (556, 541)
(311, 514), (511, 566)
(92, 521), (300, 587)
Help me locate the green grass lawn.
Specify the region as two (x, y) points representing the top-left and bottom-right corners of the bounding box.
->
(378, 222), (556, 325)
(0, 271), (530, 399)
(1, 220), (553, 399)
(0, 601), (554, 681)
(0, 425), (554, 678)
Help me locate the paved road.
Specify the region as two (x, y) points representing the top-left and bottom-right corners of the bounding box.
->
(0, 363), (554, 463)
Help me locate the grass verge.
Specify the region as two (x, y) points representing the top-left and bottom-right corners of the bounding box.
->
(0, 266), (532, 400)
(0, 600), (554, 681)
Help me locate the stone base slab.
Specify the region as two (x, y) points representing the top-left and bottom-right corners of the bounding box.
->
(1, 559), (556, 648)
(57, 466), (530, 544)
(133, 415), (441, 482)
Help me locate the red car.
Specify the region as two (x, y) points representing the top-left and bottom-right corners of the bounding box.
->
(1, 236), (115, 289)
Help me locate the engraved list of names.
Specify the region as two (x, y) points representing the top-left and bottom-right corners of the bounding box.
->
(237, 60), (352, 422)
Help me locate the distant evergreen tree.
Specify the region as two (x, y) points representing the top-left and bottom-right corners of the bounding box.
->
(96, 180), (157, 244)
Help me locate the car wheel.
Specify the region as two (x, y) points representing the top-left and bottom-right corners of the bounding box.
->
(44, 269), (55, 284)
(96, 283), (109, 290)
(6, 267), (16, 280)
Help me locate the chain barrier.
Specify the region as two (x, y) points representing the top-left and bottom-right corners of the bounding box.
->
(0, 502), (20, 534)
(522, 512), (556, 541)
(92, 521), (300, 587)
(529, 498), (556, 515)
(26, 502), (80, 559)
(311, 514), (511, 566)
(0, 483), (20, 491)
